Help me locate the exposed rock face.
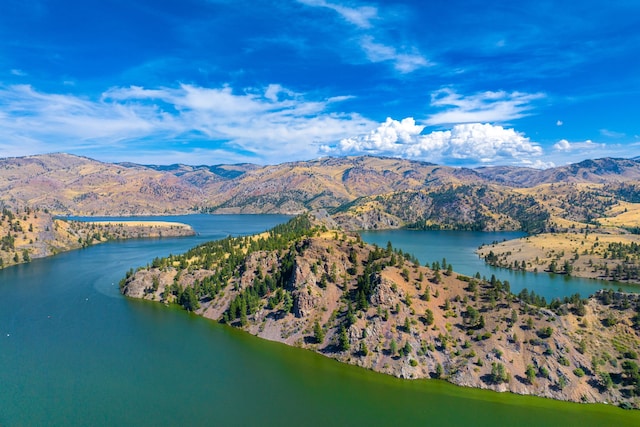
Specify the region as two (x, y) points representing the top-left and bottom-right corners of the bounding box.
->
(291, 263), (320, 318)
(369, 275), (402, 306)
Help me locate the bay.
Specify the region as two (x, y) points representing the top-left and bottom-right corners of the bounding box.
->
(0, 215), (638, 426)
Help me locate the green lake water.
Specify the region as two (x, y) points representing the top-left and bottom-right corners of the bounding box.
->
(1, 215), (638, 426)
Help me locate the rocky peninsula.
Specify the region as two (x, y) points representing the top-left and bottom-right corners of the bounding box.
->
(121, 214), (640, 409)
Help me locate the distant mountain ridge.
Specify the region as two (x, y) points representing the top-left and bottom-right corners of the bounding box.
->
(476, 158), (640, 187)
(2, 153), (640, 231)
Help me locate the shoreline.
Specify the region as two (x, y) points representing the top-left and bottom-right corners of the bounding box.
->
(477, 231), (640, 286)
(0, 211), (196, 270)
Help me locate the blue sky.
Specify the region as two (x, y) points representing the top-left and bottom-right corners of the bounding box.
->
(0, 0), (638, 168)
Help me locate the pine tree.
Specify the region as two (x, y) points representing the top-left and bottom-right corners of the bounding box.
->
(424, 309), (434, 326)
(359, 341), (368, 356)
(313, 321), (325, 344)
(338, 325), (350, 351)
(435, 363), (444, 378)
(389, 339), (397, 355)
(526, 364), (536, 384)
(402, 340), (412, 357)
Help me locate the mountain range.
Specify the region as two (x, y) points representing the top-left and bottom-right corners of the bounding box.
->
(3, 153), (640, 232)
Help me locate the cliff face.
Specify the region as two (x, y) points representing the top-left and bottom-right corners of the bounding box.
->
(121, 215), (640, 408)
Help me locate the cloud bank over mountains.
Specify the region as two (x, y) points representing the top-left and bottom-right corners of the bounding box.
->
(321, 118), (546, 166)
(0, 81), (622, 168)
(1, 0), (638, 166)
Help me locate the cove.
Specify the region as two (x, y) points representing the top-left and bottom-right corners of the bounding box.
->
(360, 229), (640, 300)
(0, 215), (638, 426)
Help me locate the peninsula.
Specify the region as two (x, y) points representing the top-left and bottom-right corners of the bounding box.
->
(121, 214), (640, 408)
(0, 206), (194, 269)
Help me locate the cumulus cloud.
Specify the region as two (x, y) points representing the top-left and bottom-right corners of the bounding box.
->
(426, 88), (545, 125)
(0, 83), (375, 164)
(321, 118), (545, 166)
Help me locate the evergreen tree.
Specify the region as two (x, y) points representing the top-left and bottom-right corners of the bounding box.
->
(359, 341), (368, 356)
(313, 321), (325, 344)
(402, 340), (412, 357)
(424, 308), (434, 326)
(435, 363), (444, 378)
(179, 286), (200, 312)
(282, 291), (293, 313)
(526, 364), (536, 384)
(389, 339), (397, 355)
(338, 325), (350, 351)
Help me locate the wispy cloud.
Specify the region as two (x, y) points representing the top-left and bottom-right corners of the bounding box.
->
(600, 128), (626, 139)
(553, 139), (605, 152)
(0, 83), (375, 164)
(321, 118), (546, 167)
(426, 88), (545, 125)
(297, 0), (428, 74)
(544, 138), (639, 165)
(359, 36), (429, 73)
(297, 0), (378, 28)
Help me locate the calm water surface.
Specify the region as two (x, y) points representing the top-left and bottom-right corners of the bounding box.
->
(1, 216), (638, 426)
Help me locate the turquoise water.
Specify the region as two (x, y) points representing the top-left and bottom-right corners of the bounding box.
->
(361, 229), (640, 300)
(0, 216), (638, 426)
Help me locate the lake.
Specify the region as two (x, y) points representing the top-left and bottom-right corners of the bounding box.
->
(0, 215), (638, 426)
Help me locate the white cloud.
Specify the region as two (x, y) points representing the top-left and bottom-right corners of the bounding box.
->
(545, 138), (638, 166)
(0, 83), (375, 164)
(324, 117), (423, 154)
(600, 128), (625, 138)
(322, 118), (545, 167)
(10, 69), (27, 77)
(297, 0), (378, 28)
(556, 120), (563, 126)
(360, 36), (429, 73)
(522, 159), (556, 169)
(552, 139), (605, 152)
(553, 139), (571, 151)
(426, 88), (545, 125)
(297, 0), (428, 74)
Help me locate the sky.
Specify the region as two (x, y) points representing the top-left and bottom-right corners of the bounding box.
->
(0, 0), (639, 168)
